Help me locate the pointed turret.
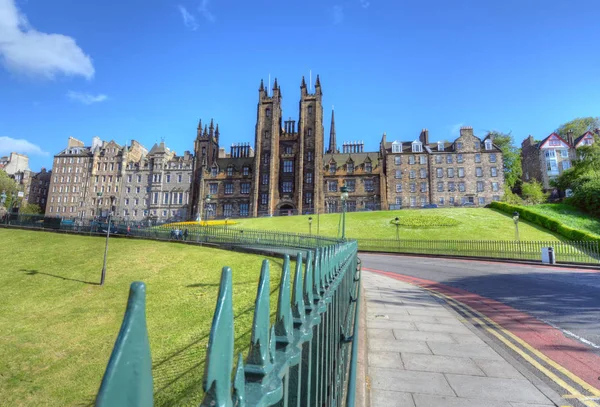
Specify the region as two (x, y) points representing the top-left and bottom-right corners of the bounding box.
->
(315, 74), (322, 95)
(259, 79), (264, 92)
(204, 124), (208, 137)
(327, 109), (338, 154)
(197, 119), (203, 139)
(209, 118), (214, 137)
(301, 76), (306, 88)
(215, 123), (220, 142)
(273, 77), (278, 90)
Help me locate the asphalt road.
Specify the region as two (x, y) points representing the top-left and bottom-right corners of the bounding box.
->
(360, 254), (600, 353)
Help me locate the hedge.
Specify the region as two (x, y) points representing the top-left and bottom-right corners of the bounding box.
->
(489, 201), (600, 244)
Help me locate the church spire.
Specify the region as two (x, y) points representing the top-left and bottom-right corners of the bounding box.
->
(259, 79), (264, 91)
(328, 108), (338, 154)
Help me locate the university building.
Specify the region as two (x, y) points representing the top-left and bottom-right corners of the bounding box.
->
(46, 76), (505, 221)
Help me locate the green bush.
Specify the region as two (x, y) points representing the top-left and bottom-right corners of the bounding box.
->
(490, 201), (600, 243)
(570, 178), (600, 218)
(389, 215), (460, 228)
(502, 188), (524, 205)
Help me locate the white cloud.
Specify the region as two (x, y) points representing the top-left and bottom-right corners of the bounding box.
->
(198, 0), (215, 23)
(67, 91), (108, 105)
(177, 5), (198, 30)
(332, 5), (344, 24)
(360, 0), (370, 8)
(0, 136), (49, 156)
(0, 0), (94, 80)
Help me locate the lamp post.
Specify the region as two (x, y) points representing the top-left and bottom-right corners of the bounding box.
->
(204, 194), (212, 224)
(340, 184), (349, 241)
(100, 197), (115, 286)
(513, 211), (520, 241)
(308, 216), (313, 236)
(394, 217), (400, 240)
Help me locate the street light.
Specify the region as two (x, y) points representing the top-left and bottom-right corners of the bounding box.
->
(340, 184), (349, 241)
(308, 216), (313, 236)
(393, 217), (400, 240)
(513, 211), (520, 241)
(204, 194), (212, 224)
(100, 196), (115, 286)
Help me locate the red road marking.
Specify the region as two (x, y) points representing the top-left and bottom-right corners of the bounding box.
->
(360, 252), (600, 273)
(364, 266), (600, 390)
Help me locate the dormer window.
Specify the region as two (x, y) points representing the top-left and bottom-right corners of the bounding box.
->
(227, 167), (234, 176)
(412, 141), (423, 153)
(365, 162), (372, 172)
(211, 167), (218, 177)
(485, 139), (493, 150)
(243, 166), (250, 176)
(392, 141), (402, 153)
(347, 162), (354, 173)
(330, 163), (337, 174)
(437, 142), (444, 151)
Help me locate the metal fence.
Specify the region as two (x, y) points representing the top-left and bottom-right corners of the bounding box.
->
(95, 242), (361, 407)
(358, 238), (600, 265)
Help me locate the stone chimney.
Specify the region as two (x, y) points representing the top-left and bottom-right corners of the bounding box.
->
(419, 129), (429, 145)
(566, 129), (574, 146)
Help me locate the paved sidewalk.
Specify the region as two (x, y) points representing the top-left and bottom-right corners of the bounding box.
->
(363, 271), (560, 407)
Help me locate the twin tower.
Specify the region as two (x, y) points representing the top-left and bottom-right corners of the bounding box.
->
(193, 76), (334, 217)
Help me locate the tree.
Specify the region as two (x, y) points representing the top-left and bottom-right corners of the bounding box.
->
(20, 204), (42, 214)
(556, 117), (600, 138)
(554, 133), (600, 191)
(0, 170), (18, 209)
(521, 181), (548, 204)
(486, 131), (522, 190)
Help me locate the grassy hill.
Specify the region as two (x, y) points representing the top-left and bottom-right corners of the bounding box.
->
(519, 204), (600, 238)
(232, 208), (562, 241)
(0, 229), (284, 407)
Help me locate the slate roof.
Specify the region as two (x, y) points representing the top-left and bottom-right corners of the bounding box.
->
(323, 152), (379, 165)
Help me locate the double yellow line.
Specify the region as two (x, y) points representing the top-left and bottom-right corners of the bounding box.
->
(424, 288), (600, 407)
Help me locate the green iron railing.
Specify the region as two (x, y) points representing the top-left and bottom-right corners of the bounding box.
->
(358, 238), (600, 264)
(95, 241), (361, 407)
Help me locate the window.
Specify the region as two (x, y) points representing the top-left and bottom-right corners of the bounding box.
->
(420, 182), (427, 192)
(435, 155), (443, 164)
(329, 181), (338, 192)
(410, 196), (417, 207)
(284, 146), (293, 154)
(395, 197), (402, 205)
(127, 175), (132, 182)
(265, 108), (271, 117)
(493, 195), (500, 201)
(485, 139), (493, 150)
(308, 106), (313, 115)
(240, 203), (249, 217)
(437, 182), (444, 192)
(437, 142), (444, 151)
(448, 182), (455, 192)
(408, 155), (415, 165)
(420, 196), (427, 206)
(476, 167), (483, 177)
(166, 174), (171, 183)
(134, 198), (139, 206)
(283, 160), (293, 173)
(449, 197), (455, 205)
(396, 183), (403, 193)
(475, 154), (481, 163)
(126, 186), (131, 193)
(477, 181), (484, 192)
(489, 153), (497, 163)
(559, 150), (569, 158)
(561, 161), (571, 170)
(394, 156), (401, 165)
(491, 167), (498, 177)
(447, 168), (454, 178)
(439, 197), (445, 205)
(412, 142), (423, 152)
(261, 193), (268, 204)
(474, 141), (481, 150)
(549, 138), (561, 146)
(365, 162), (372, 172)
(125, 198), (130, 205)
(152, 192), (158, 204)
(395, 170), (402, 179)
(225, 183), (234, 195)
(409, 170), (416, 179)
(305, 193), (313, 205)
(306, 172), (313, 184)
(419, 168), (427, 179)
(227, 167), (234, 176)
(307, 151), (313, 162)
(224, 204), (233, 217)
(329, 163), (336, 174)
(392, 142), (402, 153)
(458, 182), (466, 192)
(264, 130), (270, 139)
(137, 175), (142, 182)
(163, 193), (169, 204)
(262, 153), (269, 164)
(492, 182), (499, 192)
(262, 174), (269, 185)
(457, 154), (463, 163)
(410, 182), (416, 193)
(435, 168), (442, 178)
(346, 180), (355, 192)
(419, 155), (427, 165)
(211, 167), (218, 177)
(365, 179), (374, 192)
(282, 181), (293, 193)
(458, 168), (465, 178)
(241, 183), (250, 194)
(446, 155), (453, 164)
(347, 163), (354, 173)
(456, 142), (463, 150)
(243, 166), (250, 176)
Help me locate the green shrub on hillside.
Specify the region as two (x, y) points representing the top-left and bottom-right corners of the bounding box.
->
(570, 178), (600, 218)
(490, 202), (600, 243)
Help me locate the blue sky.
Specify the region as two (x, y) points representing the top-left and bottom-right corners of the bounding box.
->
(1, 0), (599, 172)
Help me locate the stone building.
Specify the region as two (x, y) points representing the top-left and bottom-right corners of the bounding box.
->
(23, 168), (52, 212)
(381, 127), (504, 208)
(0, 152), (30, 175)
(521, 129), (598, 191)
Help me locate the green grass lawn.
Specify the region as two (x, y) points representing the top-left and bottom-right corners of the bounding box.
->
(518, 204), (600, 237)
(232, 208), (562, 241)
(0, 229), (286, 407)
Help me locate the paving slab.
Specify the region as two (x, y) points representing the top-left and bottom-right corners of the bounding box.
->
(362, 271), (557, 407)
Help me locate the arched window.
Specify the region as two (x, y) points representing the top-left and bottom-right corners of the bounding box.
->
(202, 147), (206, 156)
(265, 108), (271, 117)
(308, 128), (312, 137)
(308, 106), (313, 115)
